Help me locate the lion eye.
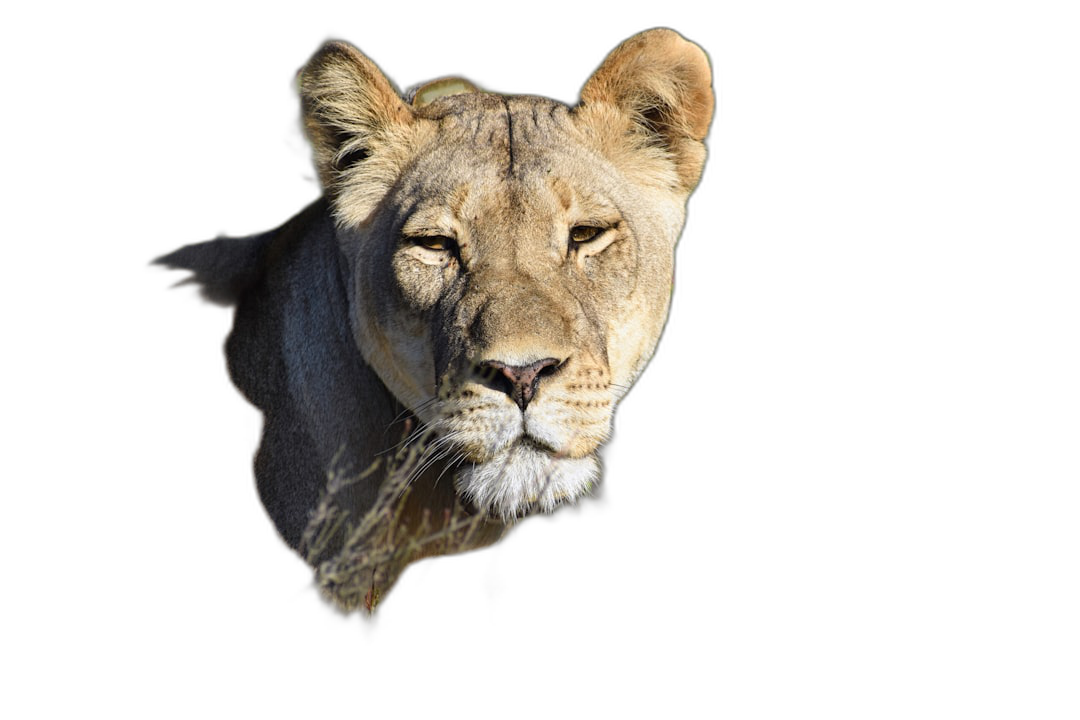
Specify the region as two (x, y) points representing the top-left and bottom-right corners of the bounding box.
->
(569, 226), (605, 245)
(414, 235), (455, 252)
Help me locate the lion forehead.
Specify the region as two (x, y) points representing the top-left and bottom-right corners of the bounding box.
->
(418, 94), (655, 193)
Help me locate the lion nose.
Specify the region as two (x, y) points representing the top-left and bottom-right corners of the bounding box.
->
(476, 358), (562, 412)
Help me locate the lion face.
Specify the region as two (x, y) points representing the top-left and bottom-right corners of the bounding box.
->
(353, 95), (676, 518)
(300, 30), (713, 520)
(341, 94), (693, 519)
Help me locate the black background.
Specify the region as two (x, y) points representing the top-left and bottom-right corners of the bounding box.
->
(86, 7), (911, 690)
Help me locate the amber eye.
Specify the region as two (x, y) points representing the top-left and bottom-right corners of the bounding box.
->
(569, 225), (605, 245)
(414, 235), (455, 252)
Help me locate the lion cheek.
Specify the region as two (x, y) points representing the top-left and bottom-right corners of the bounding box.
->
(352, 297), (437, 413)
(605, 294), (671, 398)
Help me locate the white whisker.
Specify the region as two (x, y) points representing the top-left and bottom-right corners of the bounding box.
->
(432, 451), (466, 489)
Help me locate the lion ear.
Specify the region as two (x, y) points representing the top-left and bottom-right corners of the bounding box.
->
(579, 29), (714, 191)
(299, 41), (414, 191)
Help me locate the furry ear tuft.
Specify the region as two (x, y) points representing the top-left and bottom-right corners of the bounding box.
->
(299, 41), (414, 193)
(580, 29), (714, 190)
(298, 42), (421, 227)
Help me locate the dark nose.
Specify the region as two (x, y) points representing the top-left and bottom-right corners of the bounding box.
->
(476, 358), (562, 412)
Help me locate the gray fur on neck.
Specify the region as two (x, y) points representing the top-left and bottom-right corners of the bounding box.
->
(162, 199), (406, 557)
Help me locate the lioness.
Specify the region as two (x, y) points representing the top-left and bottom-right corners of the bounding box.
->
(159, 29), (713, 610)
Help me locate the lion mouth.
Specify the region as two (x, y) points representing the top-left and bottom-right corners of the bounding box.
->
(517, 433), (561, 455)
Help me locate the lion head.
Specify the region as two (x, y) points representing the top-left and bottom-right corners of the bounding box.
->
(159, 29), (713, 609)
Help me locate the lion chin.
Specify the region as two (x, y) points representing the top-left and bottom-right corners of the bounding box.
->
(454, 442), (600, 521)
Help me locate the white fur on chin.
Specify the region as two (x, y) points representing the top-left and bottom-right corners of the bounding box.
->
(454, 444), (599, 521)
